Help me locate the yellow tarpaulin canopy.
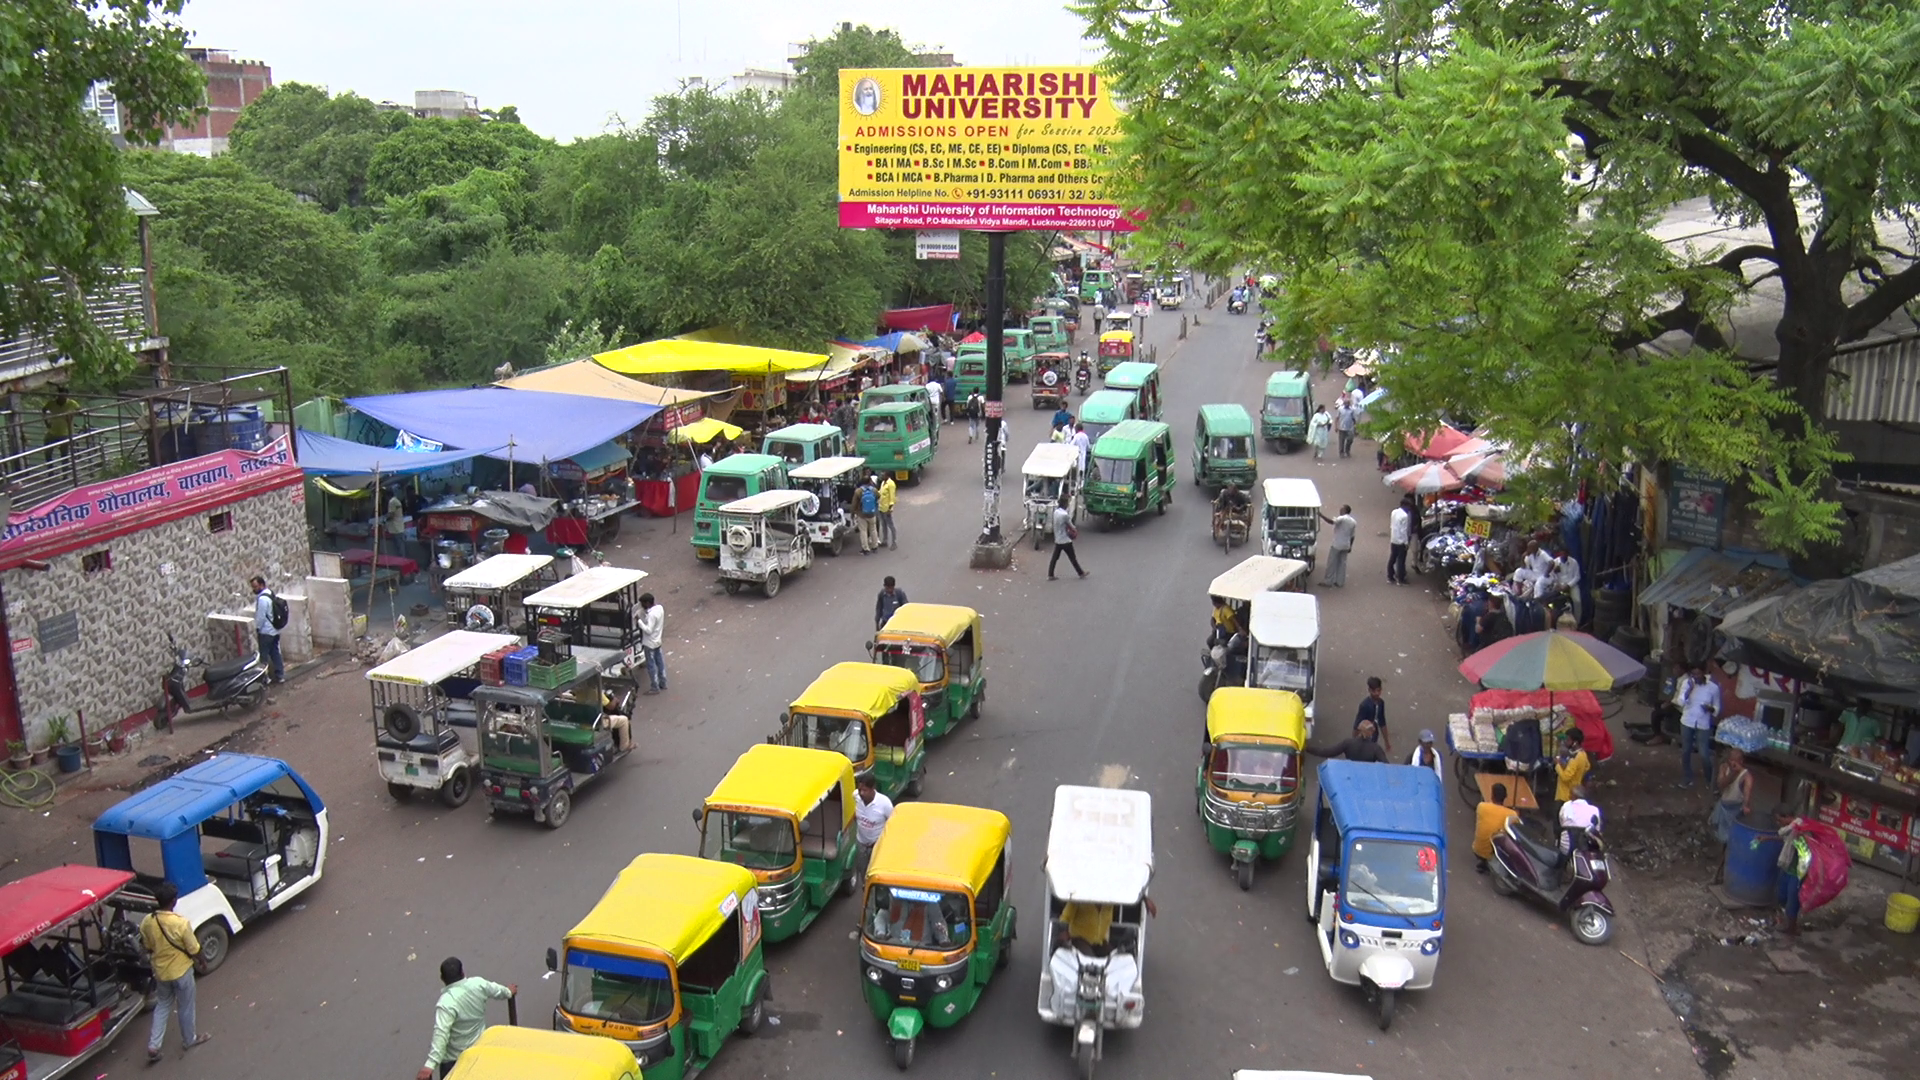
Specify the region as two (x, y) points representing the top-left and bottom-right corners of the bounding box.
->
(788, 354), (860, 385)
(595, 339), (831, 377)
(498, 359), (722, 406)
(668, 417), (745, 445)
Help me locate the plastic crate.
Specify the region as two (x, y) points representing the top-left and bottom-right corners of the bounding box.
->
(479, 645), (518, 687)
(527, 657), (577, 689)
(503, 646), (540, 687)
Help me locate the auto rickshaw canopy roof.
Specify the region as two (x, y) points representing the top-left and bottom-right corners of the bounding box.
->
(367, 629), (523, 686)
(441, 554), (554, 593)
(1098, 330), (1135, 344)
(1091, 419), (1169, 460)
(791, 662), (918, 717)
(878, 603), (981, 649)
(565, 853), (755, 964)
(701, 452), (786, 477)
(1, 867), (135, 955)
(1198, 403), (1255, 437)
(1044, 785), (1153, 905)
(1078, 390), (1135, 424)
(763, 422), (844, 444)
(788, 455), (869, 482)
(1317, 761), (1446, 841)
(867, 801), (1010, 894)
(1264, 371), (1311, 396)
(1249, 590), (1320, 648)
(705, 744), (855, 823)
(1022, 443), (1079, 479)
(1209, 555), (1310, 603)
(717, 488), (814, 516)
(1102, 361), (1158, 389)
(523, 566), (648, 610)
(1262, 476), (1323, 511)
(1207, 688), (1309, 744)
(859, 399), (925, 417)
(446, 1024), (640, 1080)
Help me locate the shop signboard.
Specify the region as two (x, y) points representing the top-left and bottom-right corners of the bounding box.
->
(1666, 465), (1726, 548)
(837, 67), (1136, 233)
(1815, 790), (1920, 857)
(915, 230), (961, 259)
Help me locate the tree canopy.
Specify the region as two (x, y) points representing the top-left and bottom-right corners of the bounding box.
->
(1081, 0), (1920, 552)
(1, 0), (203, 383)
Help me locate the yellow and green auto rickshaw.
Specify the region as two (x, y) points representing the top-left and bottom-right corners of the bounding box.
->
(1198, 688), (1308, 891)
(447, 1026), (640, 1080)
(546, 854), (769, 1080)
(871, 603), (986, 739)
(773, 662), (927, 799)
(860, 802), (1017, 1069)
(695, 744), (858, 942)
(1086, 419), (1176, 526)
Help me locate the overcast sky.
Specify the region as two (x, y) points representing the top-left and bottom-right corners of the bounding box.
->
(177, 1), (1101, 141)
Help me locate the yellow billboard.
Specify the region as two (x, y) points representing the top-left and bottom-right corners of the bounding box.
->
(837, 66), (1135, 232)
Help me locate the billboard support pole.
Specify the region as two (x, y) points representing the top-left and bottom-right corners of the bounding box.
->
(980, 231), (1006, 546)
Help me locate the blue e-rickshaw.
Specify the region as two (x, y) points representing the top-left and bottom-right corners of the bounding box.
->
(1303, 761), (1445, 1031)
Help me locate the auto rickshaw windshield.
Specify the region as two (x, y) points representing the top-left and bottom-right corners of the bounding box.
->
(1211, 435), (1251, 458)
(1025, 475), (1060, 499)
(699, 810), (798, 869)
(1263, 395), (1304, 418)
(560, 950), (676, 1027)
(874, 642), (943, 683)
(789, 711), (870, 762)
(1251, 644), (1313, 696)
(1092, 456), (1140, 485)
(765, 440), (805, 464)
(865, 884), (973, 949)
(1209, 744), (1298, 793)
(705, 476), (749, 503)
(1345, 839), (1442, 917)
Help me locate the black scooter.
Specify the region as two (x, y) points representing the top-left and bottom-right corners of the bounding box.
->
(1074, 355), (1093, 395)
(1489, 821), (1616, 945)
(157, 634), (269, 728)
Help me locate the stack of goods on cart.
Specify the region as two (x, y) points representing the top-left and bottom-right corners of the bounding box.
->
(1833, 737), (1920, 793)
(1444, 573), (1511, 635)
(1712, 716), (1779, 754)
(1462, 700), (1572, 759)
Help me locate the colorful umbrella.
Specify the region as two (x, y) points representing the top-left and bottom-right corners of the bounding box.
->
(1458, 630), (1648, 691)
(1448, 450), (1509, 489)
(1385, 460), (1465, 495)
(668, 417), (745, 445)
(1404, 425), (1482, 460)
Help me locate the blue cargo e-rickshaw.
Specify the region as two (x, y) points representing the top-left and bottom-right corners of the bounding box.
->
(1303, 761), (1445, 1031)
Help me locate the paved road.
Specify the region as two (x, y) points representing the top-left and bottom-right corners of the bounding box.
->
(76, 299), (1698, 1080)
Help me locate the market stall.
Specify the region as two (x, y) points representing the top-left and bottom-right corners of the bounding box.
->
(415, 490), (559, 560)
(296, 430), (503, 577)
(1716, 554), (1920, 876)
(544, 440), (637, 545)
(595, 336), (830, 429)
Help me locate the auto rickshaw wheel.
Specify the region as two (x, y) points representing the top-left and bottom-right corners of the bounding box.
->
(1236, 860), (1254, 891)
(827, 533), (844, 557)
(723, 580), (742, 595)
(892, 1037), (915, 1070)
(439, 767), (472, 808)
(762, 570), (781, 598)
(839, 868), (857, 897)
(387, 781), (414, 801)
(195, 921), (230, 975)
(904, 769), (924, 798)
(1375, 987), (1396, 1030)
(1075, 1034), (1098, 1080)
(543, 789), (572, 829)
(967, 685), (982, 721)
(740, 980), (767, 1034)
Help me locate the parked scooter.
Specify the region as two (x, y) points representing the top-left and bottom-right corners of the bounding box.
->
(157, 633), (269, 728)
(1489, 820), (1615, 945)
(1075, 353), (1093, 395)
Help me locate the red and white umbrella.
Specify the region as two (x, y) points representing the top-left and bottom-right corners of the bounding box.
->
(1448, 449), (1507, 488)
(1405, 425), (1490, 461)
(1385, 459), (1466, 494)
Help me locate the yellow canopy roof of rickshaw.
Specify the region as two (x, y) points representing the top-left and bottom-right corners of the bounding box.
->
(877, 602), (980, 648)
(1206, 687), (1309, 744)
(447, 1027), (639, 1080)
(867, 802), (1011, 894)
(790, 662), (918, 717)
(1099, 330), (1134, 343)
(705, 744), (855, 822)
(565, 854), (755, 963)
(594, 339), (831, 376)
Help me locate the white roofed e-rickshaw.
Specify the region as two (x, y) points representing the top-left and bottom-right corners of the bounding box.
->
(1038, 785), (1153, 1080)
(367, 629), (523, 806)
(716, 489), (816, 598)
(1022, 443), (1083, 550)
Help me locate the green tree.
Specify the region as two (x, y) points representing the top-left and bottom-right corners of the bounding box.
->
(368, 163), (542, 275)
(365, 117), (552, 202)
(375, 245), (578, 383)
(227, 83), (406, 211)
(1, 0), (203, 382)
(1082, 0), (1920, 552)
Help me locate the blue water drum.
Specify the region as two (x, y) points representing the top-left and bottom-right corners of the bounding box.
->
(1724, 815), (1784, 906)
(192, 405), (266, 454)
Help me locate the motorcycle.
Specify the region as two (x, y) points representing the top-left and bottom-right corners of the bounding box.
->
(1227, 295), (1248, 315)
(157, 633), (270, 728)
(1489, 821), (1616, 945)
(1074, 355), (1093, 395)
(1197, 631), (1248, 703)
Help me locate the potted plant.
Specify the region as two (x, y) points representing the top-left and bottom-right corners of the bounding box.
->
(6, 740), (27, 772)
(106, 727), (129, 754)
(45, 715), (83, 773)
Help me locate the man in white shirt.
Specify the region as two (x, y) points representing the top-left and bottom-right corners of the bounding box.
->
(637, 592), (666, 694)
(1318, 504), (1358, 587)
(925, 378), (943, 423)
(853, 772), (894, 882)
(1071, 424), (1091, 475)
(1557, 786), (1603, 857)
(1676, 663), (1721, 787)
(696, 450), (714, 471)
(1387, 499), (1412, 585)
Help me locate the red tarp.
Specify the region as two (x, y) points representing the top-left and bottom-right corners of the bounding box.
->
(1468, 688), (1614, 762)
(0, 867), (134, 954)
(960, 331), (985, 344)
(883, 305), (955, 333)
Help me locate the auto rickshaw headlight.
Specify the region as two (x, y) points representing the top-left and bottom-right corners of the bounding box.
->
(1421, 937), (1441, 955)
(866, 966), (883, 983)
(934, 975), (953, 992)
(1338, 929), (1360, 949)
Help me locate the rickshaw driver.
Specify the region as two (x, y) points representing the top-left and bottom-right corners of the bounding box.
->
(873, 891), (965, 947)
(1214, 482), (1252, 532)
(1047, 898), (1156, 1007)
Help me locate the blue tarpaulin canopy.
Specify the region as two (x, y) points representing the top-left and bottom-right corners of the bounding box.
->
(296, 430), (497, 477)
(344, 387), (661, 463)
(861, 332), (927, 353)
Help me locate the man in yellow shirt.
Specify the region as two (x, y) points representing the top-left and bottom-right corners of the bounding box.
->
(877, 474), (898, 550)
(1473, 783), (1521, 873)
(1554, 728), (1592, 804)
(140, 882), (211, 1063)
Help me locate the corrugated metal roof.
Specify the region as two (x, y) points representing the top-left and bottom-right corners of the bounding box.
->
(1828, 335), (1920, 422)
(1641, 547), (1801, 618)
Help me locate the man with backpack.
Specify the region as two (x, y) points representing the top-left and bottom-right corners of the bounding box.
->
(251, 575), (286, 684)
(855, 475), (881, 554)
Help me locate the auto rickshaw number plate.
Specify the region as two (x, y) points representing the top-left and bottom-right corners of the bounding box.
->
(404, 764), (419, 776)
(896, 470), (912, 481)
(697, 547), (717, 559)
(897, 958), (921, 971)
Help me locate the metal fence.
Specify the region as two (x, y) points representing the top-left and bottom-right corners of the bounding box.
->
(0, 269), (152, 383)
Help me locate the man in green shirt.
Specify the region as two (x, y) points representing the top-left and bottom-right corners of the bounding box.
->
(41, 389), (79, 461)
(420, 956), (515, 1078)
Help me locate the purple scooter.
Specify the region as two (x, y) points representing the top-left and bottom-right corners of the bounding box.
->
(1489, 821), (1616, 945)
